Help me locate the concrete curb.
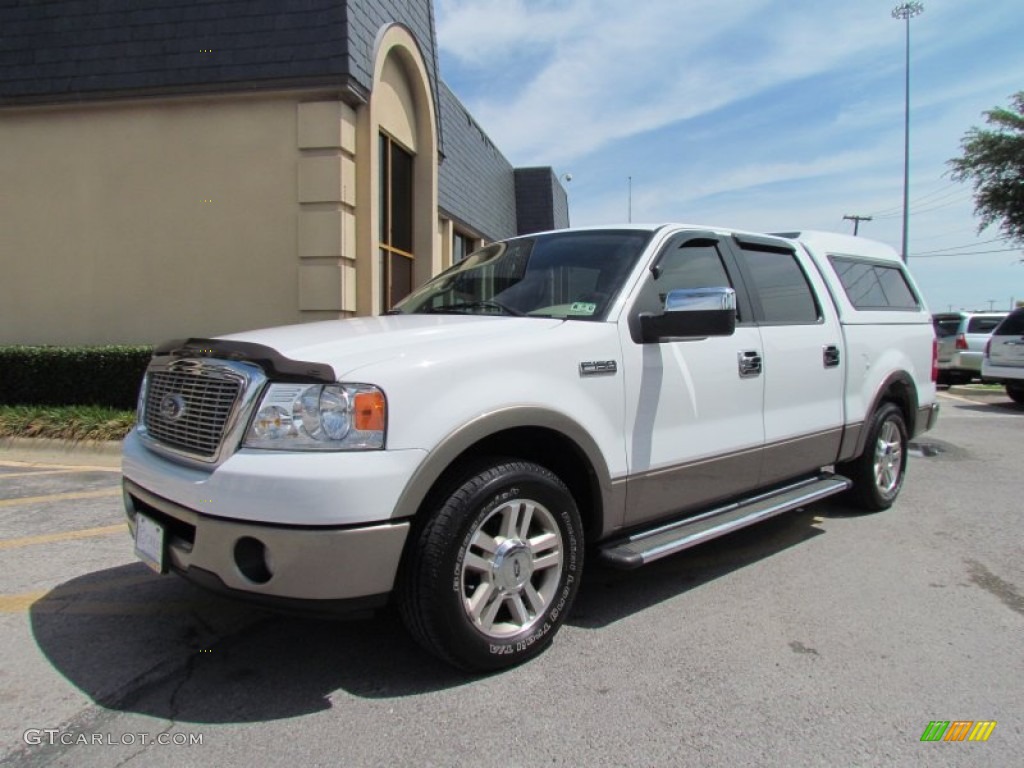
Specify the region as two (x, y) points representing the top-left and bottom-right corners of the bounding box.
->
(0, 436), (123, 467)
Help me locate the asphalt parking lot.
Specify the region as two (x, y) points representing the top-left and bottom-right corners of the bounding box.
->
(1, 389), (1021, 767)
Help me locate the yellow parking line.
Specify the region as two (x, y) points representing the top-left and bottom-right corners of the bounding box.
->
(0, 469), (116, 479)
(0, 572), (160, 612)
(0, 597), (223, 615)
(0, 488), (122, 509)
(937, 391), (978, 405)
(0, 592), (48, 612)
(0, 523), (126, 551)
(0, 460), (120, 473)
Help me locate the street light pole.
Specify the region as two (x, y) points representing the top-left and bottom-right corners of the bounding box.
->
(892, 1), (923, 262)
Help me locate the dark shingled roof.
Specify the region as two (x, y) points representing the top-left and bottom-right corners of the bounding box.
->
(0, 0), (355, 104)
(514, 167), (570, 235)
(437, 82), (517, 242)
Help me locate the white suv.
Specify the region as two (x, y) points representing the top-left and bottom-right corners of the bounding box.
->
(933, 311), (1007, 386)
(982, 308), (1024, 404)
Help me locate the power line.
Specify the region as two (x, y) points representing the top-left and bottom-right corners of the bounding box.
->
(871, 193), (973, 219)
(869, 182), (963, 217)
(913, 237), (1008, 255)
(913, 225), (981, 242)
(911, 247), (1021, 258)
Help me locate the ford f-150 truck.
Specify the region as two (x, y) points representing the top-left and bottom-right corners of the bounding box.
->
(122, 224), (939, 670)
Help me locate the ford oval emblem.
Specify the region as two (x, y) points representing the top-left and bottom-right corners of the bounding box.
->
(159, 393), (187, 422)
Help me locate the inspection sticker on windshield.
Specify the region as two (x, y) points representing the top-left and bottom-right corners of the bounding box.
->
(569, 302), (597, 316)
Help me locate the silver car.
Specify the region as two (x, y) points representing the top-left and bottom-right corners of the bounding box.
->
(933, 311), (1007, 386)
(982, 308), (1024, 405)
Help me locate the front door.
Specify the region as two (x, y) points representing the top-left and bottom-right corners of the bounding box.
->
(618, 233), (765, 527)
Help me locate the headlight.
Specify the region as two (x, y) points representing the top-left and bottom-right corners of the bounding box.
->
(243, 383), (386, 451)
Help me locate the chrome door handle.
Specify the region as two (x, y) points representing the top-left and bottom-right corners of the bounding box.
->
(738, 350), (762, 378)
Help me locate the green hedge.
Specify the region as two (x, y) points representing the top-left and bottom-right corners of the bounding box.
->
(0, 346), (153, 410)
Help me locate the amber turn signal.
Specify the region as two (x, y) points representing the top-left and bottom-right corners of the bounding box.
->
(354, 390), (386, 432)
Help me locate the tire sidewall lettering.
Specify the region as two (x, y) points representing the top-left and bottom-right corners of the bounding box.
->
(406, 461), (583, 670)
(448, 475), (579, 658)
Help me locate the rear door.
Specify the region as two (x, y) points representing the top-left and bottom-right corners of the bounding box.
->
(988, 311), (1024, 371)
(726, 235), (845, 486)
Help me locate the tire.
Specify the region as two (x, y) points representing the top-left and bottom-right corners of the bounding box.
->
(1006, 384), (1024, 405)
(837, 403), (908, 512)
(398, 460), (584, 671)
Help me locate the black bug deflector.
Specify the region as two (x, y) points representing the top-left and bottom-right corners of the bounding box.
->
(153, 338), (336, 384)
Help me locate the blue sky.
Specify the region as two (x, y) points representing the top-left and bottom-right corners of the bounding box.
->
(435, 0), (1024, 313)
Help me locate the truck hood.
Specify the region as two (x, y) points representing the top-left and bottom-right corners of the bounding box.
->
(219, 315), (567, 378)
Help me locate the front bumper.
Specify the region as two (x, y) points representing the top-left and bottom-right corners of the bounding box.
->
(123, 478), (409, 605)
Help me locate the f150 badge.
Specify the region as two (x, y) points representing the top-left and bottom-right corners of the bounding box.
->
(579, 361), (618, 377)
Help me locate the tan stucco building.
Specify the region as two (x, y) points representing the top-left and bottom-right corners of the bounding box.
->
(0, 0), (568, 345)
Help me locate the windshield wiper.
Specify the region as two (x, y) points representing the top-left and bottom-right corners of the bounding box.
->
(424, 300), (525, 317)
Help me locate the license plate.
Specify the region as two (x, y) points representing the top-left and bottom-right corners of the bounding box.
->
(134, 514), (166, 574)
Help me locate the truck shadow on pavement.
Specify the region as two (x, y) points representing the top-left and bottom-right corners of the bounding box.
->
(572, 507), (826, 628)
(947, 401), (1024, 416)
(28, 506), (833, 723)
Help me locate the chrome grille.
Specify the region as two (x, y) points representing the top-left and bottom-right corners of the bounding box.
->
(143, 367), (243, 458)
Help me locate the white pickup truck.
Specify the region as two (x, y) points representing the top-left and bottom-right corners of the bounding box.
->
(122, 224), (939, 670)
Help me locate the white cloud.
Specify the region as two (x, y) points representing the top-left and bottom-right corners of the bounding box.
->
(437, 0), (905, 164)
(437, 0), (1024, 311)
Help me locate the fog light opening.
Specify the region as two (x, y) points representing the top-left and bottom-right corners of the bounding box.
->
(234, 537), (273, 584)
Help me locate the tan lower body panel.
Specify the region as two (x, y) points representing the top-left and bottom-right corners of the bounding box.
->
(124, 480), (409, 601)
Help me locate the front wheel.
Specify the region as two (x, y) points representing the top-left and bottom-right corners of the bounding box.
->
(399, 460), (583, 671)
(1006, 384), (1024, 405)
(837, 403), (908, 511)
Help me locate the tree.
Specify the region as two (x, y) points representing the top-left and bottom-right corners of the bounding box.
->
(949, 91), (1024, 247)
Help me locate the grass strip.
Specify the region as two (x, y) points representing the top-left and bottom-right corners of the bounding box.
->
(0, 405), (134, 442)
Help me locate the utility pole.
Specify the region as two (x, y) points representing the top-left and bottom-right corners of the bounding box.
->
(843, 214), (873, 235)
(627, 176), (632, 223)
(892, 2), (924, 262)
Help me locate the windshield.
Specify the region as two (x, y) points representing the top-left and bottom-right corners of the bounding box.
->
(391, 230), (653, 320)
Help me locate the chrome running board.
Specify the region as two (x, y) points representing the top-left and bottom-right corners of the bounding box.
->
(599, 473), (851, 569)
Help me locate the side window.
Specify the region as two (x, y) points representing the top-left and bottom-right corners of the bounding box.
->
(739, 248), (820, 324)
(994, 310), (1024, 336)
(966, 316), (1003, 334)
(635, 242), (736, 318)
(828, 256), (920, 310)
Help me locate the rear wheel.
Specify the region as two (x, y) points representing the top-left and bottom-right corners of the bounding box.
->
(1006, 384), (1024, 405)
(838, 403), (908, 511)
(399, 460), (583, 671)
